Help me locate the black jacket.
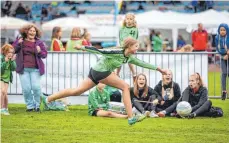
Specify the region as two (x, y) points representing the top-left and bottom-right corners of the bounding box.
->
(182, 86), (208, 112)
(130, 86), (160, 102)
(154, 80), (181, 109)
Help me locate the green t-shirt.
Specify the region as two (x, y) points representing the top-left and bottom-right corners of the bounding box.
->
(88, 87), (110, 115)
(153, 36), (163, 52)
(66, 39), (83, 52)
(119, 26), (139, 46)
(81, 46), (158, 72)
(1, 54), (16, 83)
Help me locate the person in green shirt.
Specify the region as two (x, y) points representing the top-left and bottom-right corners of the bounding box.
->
(118, 13), (138, 82)
(42, 37), (168, 125)
(153, 31), (163, 52)
(1, 44), (16, 115)
(66, 27), (87, 52)
(88, 83), (127, 118)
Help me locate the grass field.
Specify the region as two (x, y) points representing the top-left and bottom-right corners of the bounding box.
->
(1, 99), (229, 143)
(208, 72), (229, 96)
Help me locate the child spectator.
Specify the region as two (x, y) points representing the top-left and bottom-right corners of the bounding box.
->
(1, 44), (16, 115)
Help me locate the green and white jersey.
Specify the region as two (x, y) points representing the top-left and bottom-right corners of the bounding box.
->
(119, 26), (139, 46)
(88, 87), (110, 116)
(81, 46), (157, 72)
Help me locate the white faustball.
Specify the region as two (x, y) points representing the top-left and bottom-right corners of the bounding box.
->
(176, 101), (192, 117)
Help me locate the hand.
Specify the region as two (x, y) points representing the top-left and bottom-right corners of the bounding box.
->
(5, 56), (9, 62)
(74, 45), (82, 50)
(36, 46), (41, 53)
(227, 50), (229, 55)
(18, 38), (23, 43)
(11, 54), (16, 61)
(152, 99), (159, 105)
(157, 68), (168, 75)
(223, 55), (228, 60)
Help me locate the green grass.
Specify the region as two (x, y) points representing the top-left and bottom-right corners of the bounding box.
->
(1, 100), (229, 143)
(208, 72), (229, 96)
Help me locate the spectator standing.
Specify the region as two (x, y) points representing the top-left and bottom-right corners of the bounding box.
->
(192, 23), (208, 51)
(12, 24), (47, 112)
(153, 31), (163, 52)
(50, 26), (65, 51)
(1, 1), (12, 16)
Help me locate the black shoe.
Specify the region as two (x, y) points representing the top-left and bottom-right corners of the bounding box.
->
(35, 108), (40, 112)
(26, 108), (34, 112)
(221, 92), (227, 100)
(188, 113), (196, 119)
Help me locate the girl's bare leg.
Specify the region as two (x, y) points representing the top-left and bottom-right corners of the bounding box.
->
(100, 74), (132, 118)
(97, 110), (128, 118)
(48, 78), (95, 102)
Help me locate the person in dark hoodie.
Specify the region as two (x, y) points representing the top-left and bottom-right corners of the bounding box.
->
(130, 73), (162, 118)
(215, 23), (229, 100)
(154, 70), (181, 117)
(179, 73), (212, 118)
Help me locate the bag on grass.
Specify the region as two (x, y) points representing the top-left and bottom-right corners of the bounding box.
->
(108, 102), (126, 115)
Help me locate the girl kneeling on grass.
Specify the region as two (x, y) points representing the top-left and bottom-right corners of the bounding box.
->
(88, 83), (127, 118)
(130, 73), (161, 118)
(1, 44), (16, 115)
(42, 37), (168, 125)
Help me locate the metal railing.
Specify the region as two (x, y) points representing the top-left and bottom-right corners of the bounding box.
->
(8, 52), (228, 98)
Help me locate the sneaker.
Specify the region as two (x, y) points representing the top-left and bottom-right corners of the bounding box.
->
(135, 114), (146, 122)
(150, 111), (159, 118)
(144, 111), (150, 117)
(128, 114), (146, 125)
(26, 108), (34, 112)
(188, 113), (196, 119)
(157, 112), (165, 117)
(41, 95), (50, 109)
(35, 108), (40, 112)
(221, 92), (227, 100)
(128, 117), (138, 125)
(2, 109), (10, 115)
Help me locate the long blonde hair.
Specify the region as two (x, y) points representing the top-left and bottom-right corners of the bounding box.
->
(71, 27), (81, 39)
(133, 73), (148, 98)
(123, 13), (137, 28)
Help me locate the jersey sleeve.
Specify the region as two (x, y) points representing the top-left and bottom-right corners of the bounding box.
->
(128, 55), (158, 70)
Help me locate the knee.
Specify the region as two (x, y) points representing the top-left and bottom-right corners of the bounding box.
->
(107, 111), (113, 116)
(1, 90), (6, 96)
(121, 83), (130, 91)
(206, 100), (212, 106)
(32, 84), (41, 92)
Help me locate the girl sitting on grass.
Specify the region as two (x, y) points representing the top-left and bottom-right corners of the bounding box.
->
(88, 83), (127, 118)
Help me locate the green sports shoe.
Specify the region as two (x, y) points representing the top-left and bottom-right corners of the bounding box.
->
(41, 95), (50, 110)
(128, 114), (146, 125)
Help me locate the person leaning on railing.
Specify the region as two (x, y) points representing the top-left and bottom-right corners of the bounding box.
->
(215, 23), (229, 100)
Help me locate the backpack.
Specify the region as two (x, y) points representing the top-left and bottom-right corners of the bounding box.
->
(204, 106), (223, 118)
(42, 93), (69, 111)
